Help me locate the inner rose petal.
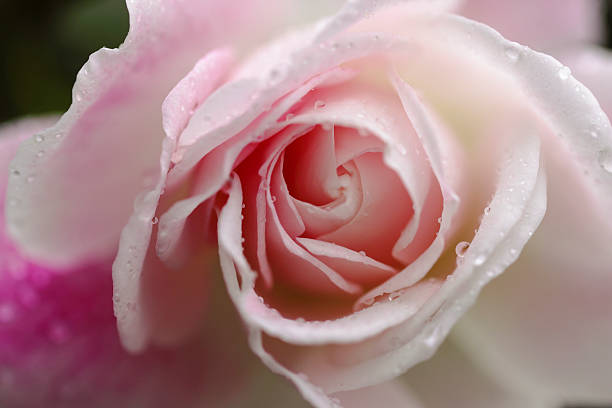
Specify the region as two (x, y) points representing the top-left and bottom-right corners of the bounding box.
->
(318, 152), (414, 266)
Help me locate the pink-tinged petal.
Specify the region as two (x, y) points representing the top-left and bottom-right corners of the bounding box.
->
(458, 0), (602, 50)
(270, 155), (306, 237)
(296, 237), (397, 286)
(219, 172), (437, 343)
(157, 68), (356, 267)
(559, 47), (612, 119)
(293, 159), (364, 237)
(4, 0), (287, 268)
(263, 129), (544, 395)
(452, 48), (612, 406)
(319, 152), (414, 266)
(113, 49), (234, 352)
(286, 81), (433, 264)
(0, 254), (309, 407)
(217, 175), (336, 408)
(283, 125), (342, 205)
(355, 73), (463, 309)
(1, 116), (58, 231)
(402, 337), (546, 408)
(265, 155), (363, 296)
(313, 0), (461, 41)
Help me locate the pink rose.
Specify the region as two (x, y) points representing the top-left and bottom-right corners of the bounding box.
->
(3, 1), (612, 407)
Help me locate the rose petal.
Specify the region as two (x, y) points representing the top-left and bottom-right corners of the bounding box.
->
(283, 125), (342, 205)
(4, 0), (274, 268)
(157, 68), (356, 266)
(1, 116), (59, 233)
(112, 49), (234, 352)
(458, 0), (602, 50)
(296, 237), (397, 286)
(452, 47), (612, 406)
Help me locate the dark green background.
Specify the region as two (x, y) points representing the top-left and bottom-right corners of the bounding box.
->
(0, 0), (611, 123)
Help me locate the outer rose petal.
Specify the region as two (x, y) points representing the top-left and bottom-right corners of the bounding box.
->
(4, 0), (344, 268)
(1, 117), (58, 226)
(0, 119), (249, 408)
(458, 0), (602, 50)
(453, 48), (612, 406)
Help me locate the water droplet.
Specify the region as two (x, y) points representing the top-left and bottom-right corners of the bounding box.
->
(504, 45), (521, 62)
(387, 289), (405, 301)
(48, 322), (70, 344)
(396, 144), (407, 155)
(151, 216), (159, 225)
(437, 217), (442, 223)
(314, 100), (326, 109)
(36, 150), (45, 158)
(358, 250), (366, 256)
(509, 248), (517, 256)
(75, 93), (83, 102)
(474, 253), (486, 266)
(558, 65), (571, 81)
(484, 206), (491, 215)
(271, 195), (277, 203)
(455, 241), (470, 257)
(598, 150), (612, 173)
(0, 304), (16, 323)
(34, 135), (44, 143)
(18, 287), (39, 308)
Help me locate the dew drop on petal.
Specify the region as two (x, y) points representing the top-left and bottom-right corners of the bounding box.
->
(48, 322), (70, 344)
(558, 65), (571, 81)
(474, 253), (486, 266)
(455, 241), (470, 257)
(598, 150), (612, 173)
(151, 216), (159, 225)
(314, 100), (326, 110)
(504, 45), (520, 62)
(34, 135), (44, 143)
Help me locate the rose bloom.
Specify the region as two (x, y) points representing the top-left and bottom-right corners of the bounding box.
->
(1, 1), (612, 407)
